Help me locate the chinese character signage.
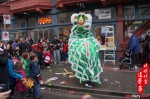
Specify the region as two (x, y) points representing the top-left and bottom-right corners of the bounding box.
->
(136, 63), (149, 94)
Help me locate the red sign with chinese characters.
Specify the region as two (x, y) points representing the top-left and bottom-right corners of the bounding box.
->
(136, 63), (149, 94)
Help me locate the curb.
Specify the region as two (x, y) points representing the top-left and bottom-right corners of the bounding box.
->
(42, 84), (136, 98)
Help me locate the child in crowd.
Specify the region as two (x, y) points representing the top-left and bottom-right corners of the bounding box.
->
(22, 52), (30, 77)
(44, 49), (52, 68)
(14, 61), (27, 99)
(7, 55), (23, 98)
(29, 52), (42, 98)
(21, 52), (31, 97)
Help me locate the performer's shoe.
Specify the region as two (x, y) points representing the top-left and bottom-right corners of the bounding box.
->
(85, 84), (92, 88)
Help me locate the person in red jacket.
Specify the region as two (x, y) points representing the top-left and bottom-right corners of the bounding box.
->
(62, 41), (68, 63)
(44, 49), (52, 68)
(37, 39), (43, 69)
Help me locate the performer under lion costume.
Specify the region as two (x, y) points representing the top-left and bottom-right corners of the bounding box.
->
(68, 13), (103, 87)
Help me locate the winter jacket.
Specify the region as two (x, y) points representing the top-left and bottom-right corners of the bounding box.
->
(44, 51), (52, 64)
(37, 42), (43, 53)
(52, 39), (60, 50)
(25, 42), (31, 52)
(19, 42), (27, 55)
(0, 50), (9, 84)
(29, 39), (33, 45)
(29, 61), (40, 82)
(16, 70), (27, 92)
(127, 35), (140, 54)
(7, 59), (23, 85)
(62, 43), (68, 53)
(22, 58), (30, 77)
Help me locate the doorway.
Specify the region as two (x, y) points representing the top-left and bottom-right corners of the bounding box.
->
(31, 28), (53, 43)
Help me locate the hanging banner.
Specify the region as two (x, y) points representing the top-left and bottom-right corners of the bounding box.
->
(2, 31), (9, 41)
(3, 15), (11, 24)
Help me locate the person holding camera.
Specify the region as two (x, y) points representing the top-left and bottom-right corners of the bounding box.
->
(52, 35), (61, 65)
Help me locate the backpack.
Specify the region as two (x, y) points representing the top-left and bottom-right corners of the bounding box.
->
(44, 56), (51, 63)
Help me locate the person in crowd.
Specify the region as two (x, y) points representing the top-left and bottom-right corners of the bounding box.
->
(18, 37), (27, 56)
(21, 52), (30, 77)
(13, 39), (18, 50)
(13, 39), (19, 58)
(14, 61), (27, 99)
(44, 49), (52, 68)
(59, 38), (63, 62)
(61, 41), (68, 63)
(29, 36), (33, 45)
(7, 55), (23, 98)
(48, 39), (53, 54)
(0, 90), (11, 99)
(29, 53), (42, 98)
(52, 35), (61, 65)
(37, 39), (44, 69)
(21, 52), (32, 97)
(7, 40), (15, 58)
(127, 33), (140, 70)
(0, 47), (9, 90)
(0, 41), (4, 49)
(31, 42), (37, 54)
(43, 40), (48, 54)
(25, 37), (32, 53)
(97, 36), (103, 45)
(142, 32), (150, 65)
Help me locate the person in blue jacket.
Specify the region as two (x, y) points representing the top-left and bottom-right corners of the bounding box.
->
(7, 58), (23, 98)
(127, 33), (140, 70)
(29, 53), (41, 98)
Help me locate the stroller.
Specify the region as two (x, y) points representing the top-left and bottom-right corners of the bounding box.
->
(119, 49), (134, 70)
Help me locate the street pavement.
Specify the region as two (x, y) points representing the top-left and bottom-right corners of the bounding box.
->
(14, 87), (126, 99)
(40, 62), (150, 97)
(14, 62), (150, 99)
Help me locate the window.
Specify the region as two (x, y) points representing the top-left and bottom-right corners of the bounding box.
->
(59, 26), (72, 39)
(124, 21), (147, 37)
(58, 12), (74, 23)
(31, 28), (54, 43)
(28, 18), (36, 27)
(0, 22), (11, 30)
(139, 5), (150, 18)
(94, 8), (116, 20)
(94, 25), (115, 45)
(124, 6), (135, 19)
(14, 19), (26, 28)
(0, 22), (3, 30)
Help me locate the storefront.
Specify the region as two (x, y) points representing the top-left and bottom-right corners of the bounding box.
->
(0, 0), (150, 59)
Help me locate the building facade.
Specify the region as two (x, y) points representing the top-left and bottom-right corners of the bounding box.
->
(0, 0), (150, 58)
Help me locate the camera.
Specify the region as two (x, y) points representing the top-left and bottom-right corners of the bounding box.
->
(0, 84), (7, 92)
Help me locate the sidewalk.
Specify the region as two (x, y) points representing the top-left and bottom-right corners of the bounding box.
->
(41, 62), (150, 97)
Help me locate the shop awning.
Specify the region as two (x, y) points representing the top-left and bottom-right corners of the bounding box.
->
(10, 0), (53, 14)
(0, 4), (10, 17)
(55, 0), (100, 10)
(56, 0), (150, 9)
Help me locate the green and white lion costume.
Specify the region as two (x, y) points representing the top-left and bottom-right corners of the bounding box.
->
(68, 13), (103, 84)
